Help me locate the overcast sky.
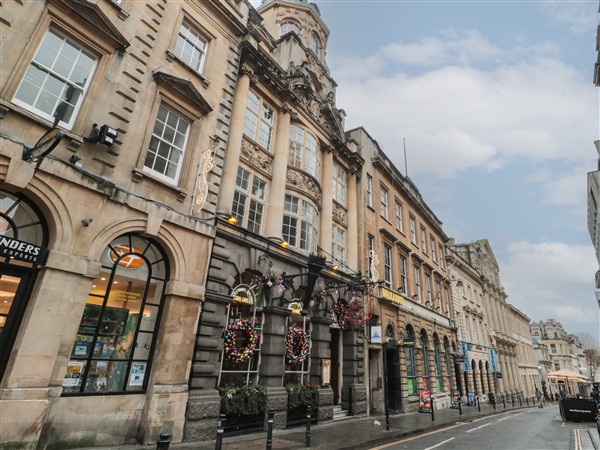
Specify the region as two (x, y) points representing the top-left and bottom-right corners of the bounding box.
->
(254, 1), (599, 341)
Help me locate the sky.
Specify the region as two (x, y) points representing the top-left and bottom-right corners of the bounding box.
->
(254, 0), (600, 342)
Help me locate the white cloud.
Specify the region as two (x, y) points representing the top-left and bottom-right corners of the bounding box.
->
(501, 241), (598, 337)
(540, 0), (597, 35)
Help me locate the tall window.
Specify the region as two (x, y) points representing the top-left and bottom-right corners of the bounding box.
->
(409, 216), (417, 244)
(421, 330), (430, 390)
(332, 224), (346, 265)
(439, 244), (446, 268)
(280, 20), (300, 36)
(434, 337), (443, 392)
(243, 91), (274, 150)
(406, 326), (417, 396)
(395, 201), (403, 232)
(431, 238), (437, 262)
(367, 234), (375, 280)
(413, 266), (421, 302)
(367, 175), (373, 208)
(425, 273), (432, 306)
(232, 166), (266, 233)
(282, 193), (318, 253)
(174, 21), (208, 72)
(399, 255), (407, 295)
(332, 162), (346, 205)
(13, 28), (97, 129)
(420, 227), (427, 253)
(144, 104), (189, 184)
(289, 124), (320, 178)
(309, 32), (321, 56)
(383, 244), (392, 288)
(435, 280), (442, 311)
(63, 234), (168, 394)
(219, 280), (263, 387)
(380, 185), (389, 219)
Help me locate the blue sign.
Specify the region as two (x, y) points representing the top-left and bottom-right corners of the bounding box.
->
(460, 342), (471, 371)
(489, 348), (499, 373)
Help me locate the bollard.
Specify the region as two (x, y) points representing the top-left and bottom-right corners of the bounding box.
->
(215, 414), (226, 450)
(458, 400), (462, 416)
(385, 400), (390, 431)
(492, 399), (496, 410)
(431, 397), (435, 422)
(519, 396), (522, 407)
(477, 397), (481, 412)
(266, 409), (275, 450)
(503, 397), (506, 408)
(156, 433), (171, 450)
(305, 405), (312, 448)
(511, 396), (515, 407)
(526, 397), (529, 406)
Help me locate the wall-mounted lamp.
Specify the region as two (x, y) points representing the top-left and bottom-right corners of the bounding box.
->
(81, 218), (93, 227)
(332, 264), (339, 271)
(85, 123), (118, 146)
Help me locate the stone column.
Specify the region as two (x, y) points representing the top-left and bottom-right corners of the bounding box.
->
(310, 316), (335, 422)
(320, 149), (333, 258)
(265, 105), (292, 239)
(217, 69), (252, 213)
(342, 329), (367, 415)
(346, 170), (358, 271)
(259, 306), (291, 430)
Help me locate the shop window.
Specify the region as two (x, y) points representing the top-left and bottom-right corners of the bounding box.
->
(174, 21), (208, 73)
(62, 234), (168, 395)
(243, 91), (274, 151)
(232, 166), (266, 234)
(219, 279), (263, 387)
(284, 311), (311, 385)
(13, 28), (97, 130)
(405, 326), (416, 396)
(144, 104), (190, 184)
(289, 124), (320, 179)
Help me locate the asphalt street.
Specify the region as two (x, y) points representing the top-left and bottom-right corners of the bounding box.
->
(366, 406), (599, 450)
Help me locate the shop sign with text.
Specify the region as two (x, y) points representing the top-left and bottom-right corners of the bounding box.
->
(0, 236), (48, 264)
(380, 287), (403, 305)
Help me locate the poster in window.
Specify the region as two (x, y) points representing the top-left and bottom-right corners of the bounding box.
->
(419, 389), (432, 411)
(63, 361), (84, 387)
(128, 362), (146, 387)
(321, 359), (331, 386)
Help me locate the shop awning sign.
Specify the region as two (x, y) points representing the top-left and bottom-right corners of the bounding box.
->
(0, 236), (48, 264)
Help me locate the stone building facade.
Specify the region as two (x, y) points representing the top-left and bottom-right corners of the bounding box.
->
(347, 128), (457, 415)
(508, 305), (539, 399)
(0, 0), (249, 448)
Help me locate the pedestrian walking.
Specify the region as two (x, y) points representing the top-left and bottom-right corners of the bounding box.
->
(536, 387), (543, 408)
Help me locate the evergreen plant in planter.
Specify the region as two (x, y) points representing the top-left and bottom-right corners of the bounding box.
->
(218, 385), (268, 434)
(285, 383), (318, 427)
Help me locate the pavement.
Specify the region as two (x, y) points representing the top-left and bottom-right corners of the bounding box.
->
(81, 399), (554, 450)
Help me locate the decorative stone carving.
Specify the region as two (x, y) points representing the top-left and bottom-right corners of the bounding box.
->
(240, 139), (273, 176)
(286, 168), (321, 205)
(332, 203), (347, 226)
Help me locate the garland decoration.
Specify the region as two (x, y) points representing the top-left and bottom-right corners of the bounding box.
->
(224, 319), (258, 363)
(285, 325), (310, 364)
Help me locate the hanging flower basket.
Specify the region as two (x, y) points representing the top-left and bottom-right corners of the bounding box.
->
(285, 325), (310, 364)
(334, 294), (372, 330)
(224, 319), (258, 363)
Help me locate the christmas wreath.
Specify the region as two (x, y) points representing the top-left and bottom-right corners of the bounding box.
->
(224, 319), (258, 363)
(285, 325), (310, 364)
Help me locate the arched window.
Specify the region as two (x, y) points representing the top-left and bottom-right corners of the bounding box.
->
(405, 325), (416, 396)
(282, 192), (319, 253)
(280, 20), (300, 37)
(63, 234), (169, 394)
(289, 124), (320, 178)
(421, 330), (430, 390)
(309, 32), (321, 56)
(219, 272), (264, 387)
(433, 335), (442, 392)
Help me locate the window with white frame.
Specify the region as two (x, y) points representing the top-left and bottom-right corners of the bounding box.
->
(289, 124), (320, 178)
(332, 162), (346, 205)
(332, 224), (346, 265)
(367, 175), (373, 208)
(431, 238), (437, 262)
(13, 28), (97, 129)
(282, 193), (318, 253)
(380, 185), (389, 219)
(413, 266), (421, 302)
(174, 21), (208, 73)
(144, 104), (190, 184)
(554, 361), (560, 371)
(425, 273), (432, 306)
(395, 201), (403, 232)
(410, 216), (417, 244)
(383, 244), (392, 288)
(420, 227), (427, 253)
(439, 244), (445, 268)
(243, 91), (274, 150)
(232, 166), (266, 234)
(435, 280), (442, 310)
(280, 20), (300, 36)
(399, 255), (407, 294)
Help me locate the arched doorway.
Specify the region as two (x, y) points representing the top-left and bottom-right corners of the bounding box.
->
(0, 190), (49, 381)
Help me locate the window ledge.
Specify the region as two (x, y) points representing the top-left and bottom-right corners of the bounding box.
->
(165, 50), (210, 88)
(132, 168), (188, 202)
